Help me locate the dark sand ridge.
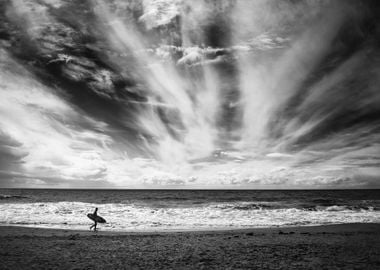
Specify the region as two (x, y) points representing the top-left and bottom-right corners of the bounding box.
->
(1, 223), (379, 269)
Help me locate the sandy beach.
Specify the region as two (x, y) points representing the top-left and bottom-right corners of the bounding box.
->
(0, 223), (379, 269)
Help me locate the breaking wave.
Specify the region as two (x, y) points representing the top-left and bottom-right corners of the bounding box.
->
(0, 201), (379, 231)
(212, 202), (377, 212)
(0, 194), (28, 200)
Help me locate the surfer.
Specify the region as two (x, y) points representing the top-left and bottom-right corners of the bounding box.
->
(89, 207), (99, 231)
(87, 207), (106, 231)
(87, 207), (107, 231)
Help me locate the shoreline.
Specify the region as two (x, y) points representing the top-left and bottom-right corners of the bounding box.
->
(1, 222), (380, 236)
(1, 223), (380, 269)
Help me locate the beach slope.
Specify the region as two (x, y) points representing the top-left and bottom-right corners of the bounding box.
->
(1, 223), (379, 269)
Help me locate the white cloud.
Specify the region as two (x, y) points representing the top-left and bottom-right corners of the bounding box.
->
(1, 0), (379, 189)
(139, 0), (180, 29)
(0, 50), (114, 186)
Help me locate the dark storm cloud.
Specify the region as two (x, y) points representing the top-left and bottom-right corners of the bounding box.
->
(261, 0), (380, 154)
(276, 48), (380, 147)
(0, 0), (149, 155)
(0, 130), (27, 171)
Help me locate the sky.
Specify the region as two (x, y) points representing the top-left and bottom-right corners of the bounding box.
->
(0, 0), (379, 189)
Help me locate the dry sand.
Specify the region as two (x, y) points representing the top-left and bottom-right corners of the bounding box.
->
(0, 223), (379, 269)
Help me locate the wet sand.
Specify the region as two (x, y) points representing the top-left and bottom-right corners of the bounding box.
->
(1, 223), (379, 269)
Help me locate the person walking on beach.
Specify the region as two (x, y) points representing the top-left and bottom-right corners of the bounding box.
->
(87, 207), (106, 231)
(89, 207), (99, 231)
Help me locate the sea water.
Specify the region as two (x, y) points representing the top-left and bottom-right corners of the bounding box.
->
(0, 189), (379, 231)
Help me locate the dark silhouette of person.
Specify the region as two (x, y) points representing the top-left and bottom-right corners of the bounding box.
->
(90, 207), (99, 231)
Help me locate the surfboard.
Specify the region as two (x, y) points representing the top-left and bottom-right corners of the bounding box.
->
(87, 213), (106, 223)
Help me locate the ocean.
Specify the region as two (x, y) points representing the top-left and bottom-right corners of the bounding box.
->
(0, 189), (379, 231)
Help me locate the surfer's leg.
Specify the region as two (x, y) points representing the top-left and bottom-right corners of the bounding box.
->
(94, 221), (97, 231)
(90, 223), (95, 230)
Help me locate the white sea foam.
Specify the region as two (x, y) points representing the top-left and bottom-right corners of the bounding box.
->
(0, 202), (379, 231)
